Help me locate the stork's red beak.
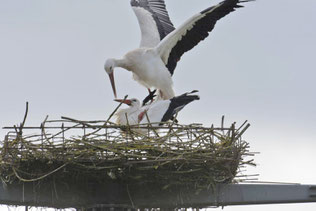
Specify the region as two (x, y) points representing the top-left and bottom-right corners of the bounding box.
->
(114, 99), (132, 106)
(108, 72), (117, 98)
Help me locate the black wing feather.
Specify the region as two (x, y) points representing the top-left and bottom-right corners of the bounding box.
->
(166, 0), (250, 75)
(161, 91), (200, 122)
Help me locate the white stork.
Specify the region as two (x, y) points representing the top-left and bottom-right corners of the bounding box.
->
(105, 0), (251, 99)
(114, 91), (200, 133)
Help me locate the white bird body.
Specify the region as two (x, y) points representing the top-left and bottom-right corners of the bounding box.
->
(123, 48), (175, 99)
(115, 99), (170, 126)
(114, 91), (200, 133)
(105, 0), (251, 99)
(141, 100), (170, 124)
(115, 104), (140, 126)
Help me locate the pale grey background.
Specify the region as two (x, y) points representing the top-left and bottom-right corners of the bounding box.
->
(0, 0), (316, 210)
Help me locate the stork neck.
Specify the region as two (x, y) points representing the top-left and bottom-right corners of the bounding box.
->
(114, 58), (130, 71)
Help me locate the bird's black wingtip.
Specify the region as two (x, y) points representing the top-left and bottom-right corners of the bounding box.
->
(239, 0), (255, 3)
(201, 0), (254, 14)
(130, 0), (140, 7)
(190, 90), (199, 94)
(238, 0), (255, 6)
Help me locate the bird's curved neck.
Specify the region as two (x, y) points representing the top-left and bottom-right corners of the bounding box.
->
(113, 58), (130, 70)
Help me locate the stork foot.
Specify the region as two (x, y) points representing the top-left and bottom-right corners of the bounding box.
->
(170, 116), (179, 124)
(142, 89), (157, 106)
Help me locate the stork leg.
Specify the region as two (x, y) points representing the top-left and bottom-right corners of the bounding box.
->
(142, 89), (157, 106)
(159, 90), (164, 99)
(170, 116), (179, 124)
(138, 110), (147, 123)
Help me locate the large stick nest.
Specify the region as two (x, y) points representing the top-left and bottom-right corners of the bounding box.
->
(0, 104), (255, 190)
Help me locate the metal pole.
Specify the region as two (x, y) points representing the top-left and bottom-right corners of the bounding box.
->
(1, 182), (316, 209)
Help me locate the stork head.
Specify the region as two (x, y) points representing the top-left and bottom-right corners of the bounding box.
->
(114, 98), (140, 107)
(104, 58), (117, 98)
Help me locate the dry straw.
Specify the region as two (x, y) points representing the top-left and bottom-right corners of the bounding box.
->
(0, 102), (256, 190)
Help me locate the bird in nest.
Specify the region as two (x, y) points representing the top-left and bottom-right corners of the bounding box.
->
(114, 91), (200, 134)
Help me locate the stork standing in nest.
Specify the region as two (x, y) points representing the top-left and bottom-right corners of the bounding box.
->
(104, 0), (251, 99)
(114, 91), (200, 133)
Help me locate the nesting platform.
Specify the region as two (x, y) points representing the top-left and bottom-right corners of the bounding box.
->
(0, 106), (256, 209)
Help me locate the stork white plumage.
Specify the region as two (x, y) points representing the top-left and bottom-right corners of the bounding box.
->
(114, 91), (200, 133)
(105, 0), (251, 99)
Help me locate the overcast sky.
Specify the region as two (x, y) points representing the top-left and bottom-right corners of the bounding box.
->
(1, 0), (316, 210)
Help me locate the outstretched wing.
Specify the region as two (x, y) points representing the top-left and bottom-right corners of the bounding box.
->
(157, 0), (252, 75)
(161, 91), (200, 122)
(131, 0), (175, 48)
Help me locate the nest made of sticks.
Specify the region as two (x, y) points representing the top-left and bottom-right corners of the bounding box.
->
(0, 103), (256, 190)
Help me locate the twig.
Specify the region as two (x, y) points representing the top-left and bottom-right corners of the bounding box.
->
(144, 111), (160, 137)
(126, 185), (135, 208)
(85, 95), (128, 136)
(61, 116), (96, 129)
(18, 102), (29, 137)
(235, 123), (251, 140)
(12, 163), (67, 182)
(107, 95), (128, 122)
